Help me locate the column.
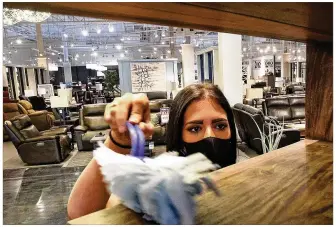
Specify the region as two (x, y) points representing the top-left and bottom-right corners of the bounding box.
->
(181, 44), (195, 87)
(63, 40), (72, 84)
(216, 33), (243, 106)
(36, 23), (50, 83)
(281, 53), (290, 84)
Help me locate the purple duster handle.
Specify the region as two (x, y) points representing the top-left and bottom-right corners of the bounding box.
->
(125, 122), (145, 158)
(126, 122), (139, 157)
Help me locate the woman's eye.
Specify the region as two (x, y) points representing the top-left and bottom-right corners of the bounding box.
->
(187, 126), (202, 133)
(215, 123), (227, 130)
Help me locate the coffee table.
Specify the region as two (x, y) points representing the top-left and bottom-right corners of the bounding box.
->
(90, 133), (108, 149)
(285, 123), (305, 137)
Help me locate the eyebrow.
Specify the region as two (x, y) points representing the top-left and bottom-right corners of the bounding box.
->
(185, 118), (228, 125)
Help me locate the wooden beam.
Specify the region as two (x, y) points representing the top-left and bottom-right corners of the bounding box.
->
(4, 2), (332, 42)
(306, 42), (333, 141)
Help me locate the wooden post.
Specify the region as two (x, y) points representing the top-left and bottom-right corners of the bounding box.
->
(305, 42), (333, 141)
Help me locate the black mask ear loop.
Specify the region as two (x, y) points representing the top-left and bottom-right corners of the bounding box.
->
(200, 176), (221, 197)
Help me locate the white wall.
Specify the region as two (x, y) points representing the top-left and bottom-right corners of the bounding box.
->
(217, 33), (243, 106)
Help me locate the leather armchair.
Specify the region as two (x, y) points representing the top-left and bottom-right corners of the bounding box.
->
(3, 103), (22, 141)
(74, 103), (110, 151)
(74, 91), (94, 104)
(4, 115), (72, 165)
(18, 100), (55, 131)
(233, 103), (300, 155)
(147, 91), (173, 145)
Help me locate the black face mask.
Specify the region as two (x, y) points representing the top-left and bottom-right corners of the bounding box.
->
(183, 137), (236, 168)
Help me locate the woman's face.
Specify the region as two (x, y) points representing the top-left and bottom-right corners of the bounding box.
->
(182, 98), (231, 143)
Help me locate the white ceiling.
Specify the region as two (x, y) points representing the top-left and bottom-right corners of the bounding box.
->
(3, 12), (306, 66)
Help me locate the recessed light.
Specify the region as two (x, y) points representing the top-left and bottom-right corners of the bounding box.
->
(63, 34), (68, 38)
(116, 45), (122, 50)
(82, 29), (89, 36)
(154, 47), (157, 51)
(71, 44), (74, 47)
(16, 39), (22, 44)
(96, 28), (101, 34)
(138, 49), (141, 52)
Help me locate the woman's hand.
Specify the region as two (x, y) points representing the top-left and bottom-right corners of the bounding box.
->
(104, 93), (154, 147)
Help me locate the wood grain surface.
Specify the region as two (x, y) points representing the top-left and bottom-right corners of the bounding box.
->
(306, 42), (333, 142)
(4, 2), (332, 42)
(69, 139), (333, 225)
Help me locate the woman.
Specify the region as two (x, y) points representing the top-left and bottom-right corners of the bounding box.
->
(67, 83), (237, 220)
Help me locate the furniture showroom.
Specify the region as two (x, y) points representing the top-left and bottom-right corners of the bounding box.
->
(2, 2), (332, 225)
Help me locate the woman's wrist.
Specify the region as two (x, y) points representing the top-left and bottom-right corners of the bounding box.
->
(104, 130), (131, 155)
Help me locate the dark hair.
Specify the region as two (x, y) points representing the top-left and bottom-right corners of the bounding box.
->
(166, 83), (237, 158)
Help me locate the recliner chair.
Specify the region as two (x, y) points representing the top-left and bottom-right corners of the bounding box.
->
(232, 103), (300, 155)
(4, 115), (72, 165)
(74, 103), (110, 151)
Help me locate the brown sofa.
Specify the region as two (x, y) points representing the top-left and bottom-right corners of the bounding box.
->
(4, 115), (72, 165)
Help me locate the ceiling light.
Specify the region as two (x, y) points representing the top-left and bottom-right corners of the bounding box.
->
(108, 24), (114, 32)
(8, 60), (11, 63)
(14, 50), (17, 53)
(161, 41), (165, 45)
(52, 52), (55, 55)
(259, 49), (264, 53)
(264, 48), (268, 53)
(267, 45), (270, 49)
(127, 37), (130, 40)
(179, 49), (182, 53)
(155, 34), (158, 38)
(10, 42), (13, 45)
(116, 45), (122, 50)
(171, 41), (174, 44)
(92, 52), (98, 57)
(16, 39), (22, 44)
(71, 43), (74, 47)
(292, 50), (295, 53)
(82, 29), (89, 36)
(63, 33), (68, 38)
(160, 56), (163, 59)
(241, 54), (244, 57)
(273, 48), (277, 53)
(141, 55), (143, 58)
(121, 38), (125, 41)
(125, 50), (128, 53)
(75, 58), (78, 61)
(39, 53), (43, 56)
(243, 47), (246, 52)
(154, 52), (157, 55)
(154, 47), (157, 51)
(162, 31), (165, 37)
(257, 47), (260, 50)
(83, 54), (86, 56)
(61, 45), (64, 48)
(8, 51), (11, 54)
(120, 53), (125, 58)
(138, 48), (141, 52)
(277, 56), (282, 60)
(59, 59), (62, 62)
(167, 50), (171, 54)
(297, 49), (301, 53)
(96, 28), (101, 34)
(49, 45), (51, 49)
(82, 61), (84, 64)
(75, 54), (79, 58)
(3, 57), (5, 60)
(91, 47), (95, 51)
